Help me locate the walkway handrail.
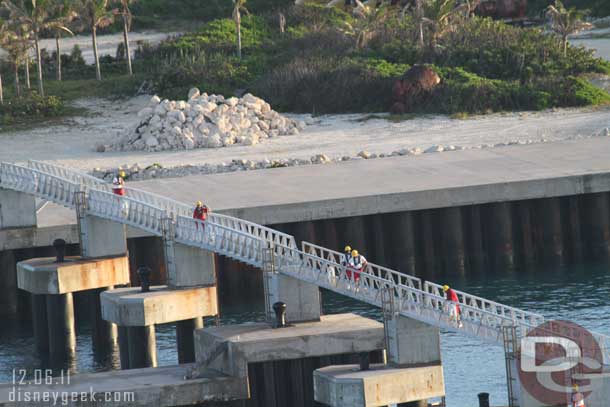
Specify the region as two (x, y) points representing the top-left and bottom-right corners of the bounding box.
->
(209, 213), (297, 249)
(0, 162), (80, 208)
(175, 215), (265, 267)
(87, 189), (168, 236)
(301, 242), (422, 290)
(423, 281), (545, 328)
(27, 160), (107, 189)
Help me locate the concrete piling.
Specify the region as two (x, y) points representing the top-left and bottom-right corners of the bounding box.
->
(127, 325), (157, 369)
(0, 251), (17, 315)
(516, 201), (536, 268)
(46, 293), (76, 361)
(176, 317), (204, 363)
(90, 287), (118, 355)
(584, 192), (610, 261)
(117, 326), (130, 369)
(369, 214), (388, 267)
(488, 202), (514, 271)
(566, 196), (584, 263)
(31, 293), (49, 354)
(440, 207), (465, 275)
(387, 212), (416, 275)
(539, 198), (564, 265)
(465, 206), (485, 273)
(419, 210), (437, 277)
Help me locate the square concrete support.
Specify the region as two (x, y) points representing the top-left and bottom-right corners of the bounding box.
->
(80, 215), (126, 258)
(17, 256), (129, 294)
(101, 285), (218, 326)
(168, 243), (216, 288)
(0, 188), (36, 229)
(195, 313), (384, 379)
(268, 273), (321, 323)
(386, 315), (441, 367)
(314, 364), (445, 407)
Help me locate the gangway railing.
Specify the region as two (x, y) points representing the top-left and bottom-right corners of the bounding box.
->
(6, 160), (608, 349)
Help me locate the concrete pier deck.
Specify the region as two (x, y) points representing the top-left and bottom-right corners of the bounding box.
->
(0, 364), (246, 406)
(5, 137), (610, 248)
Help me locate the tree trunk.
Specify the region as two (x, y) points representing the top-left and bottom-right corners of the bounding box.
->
(24, 55), (31, 89)
(0, 74), (4, 105)
(35, 35), (44, 96)
(562, 35), (568, 57)
(92, 26), (102, 81)
(14, 63), (20, 98)
(56, 36), (62, 81)
(235, 10), (242, 60)
(419, 22), (424, 47)
(122, 14), (133, 76)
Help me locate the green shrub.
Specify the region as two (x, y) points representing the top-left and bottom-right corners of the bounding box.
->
(0, 93), (64, 124)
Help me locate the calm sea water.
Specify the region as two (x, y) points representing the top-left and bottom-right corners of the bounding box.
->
(1, 261), (610, 407)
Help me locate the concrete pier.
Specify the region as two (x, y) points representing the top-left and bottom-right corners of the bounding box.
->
(17, 255), (129, 360)
(79, 215), (127, 258)
(0, 188), (36, 229)
(46, 292), (76, 361)
(101, 285), (218, 368)
(267, 273), (321, 323)
(176, 317), (204, 364)
(127, 325), (157, 369)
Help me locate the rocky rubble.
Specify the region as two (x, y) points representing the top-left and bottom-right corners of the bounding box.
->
(107, 89), (306, 152)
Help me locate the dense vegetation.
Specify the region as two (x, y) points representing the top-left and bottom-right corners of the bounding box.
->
(126, 4), (610, 114)
(0, 0), (609, 125)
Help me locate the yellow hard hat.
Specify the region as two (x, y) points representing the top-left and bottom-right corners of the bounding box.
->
(573, 384), (579, 391)
(351, 249), (358, 257)
(118, 170), (126, 178)
(196, 201), (202, 206)
(443, 285), (449, 292)
(344, 245), (351, 252)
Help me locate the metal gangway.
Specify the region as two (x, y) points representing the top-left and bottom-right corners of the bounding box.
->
(1, 160), (608, 352)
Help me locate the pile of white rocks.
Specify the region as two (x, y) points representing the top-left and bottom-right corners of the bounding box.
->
(108, 89), (306, 152)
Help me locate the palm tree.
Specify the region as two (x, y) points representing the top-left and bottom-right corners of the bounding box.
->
(2, 0), (74, 96)
(232, 0), (248, 60)
(0, 19), (30, 98)
(546, 0), (590, 57)
(51, 0), (77, 81)
(340, 0), (388, 49)
(405, 0), (466, 52)
(118, 0), (134, 75)
(76, 0), (114, 80)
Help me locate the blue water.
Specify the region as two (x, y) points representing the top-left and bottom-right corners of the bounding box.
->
(1, 261), (609, 406)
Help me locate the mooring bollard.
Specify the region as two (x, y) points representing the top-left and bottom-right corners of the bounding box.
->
(272, 301), (287, 328)
(359, 352), (370, 371)
(137, 266), (152, 292)
(477, 392), (490, 407)
(53, 238), (66, 263)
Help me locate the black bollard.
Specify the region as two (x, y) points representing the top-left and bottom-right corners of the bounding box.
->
(272, 302), (287, 328)
(53, 238), (66, 263)
(137, 266), (152, 292)
(359, 352), (370, 371)
(477, 392), (490, 407)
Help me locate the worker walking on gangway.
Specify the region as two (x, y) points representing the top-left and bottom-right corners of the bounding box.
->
(443, 285), (462, 327)
(571, 384), (585, 407)
(347, 249), (367, 282)
(341, 245), (352, 266)
(193, 201), (210, 230)
(112, 171), (126, 196)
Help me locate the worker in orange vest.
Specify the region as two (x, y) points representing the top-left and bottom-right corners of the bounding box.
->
(443, 285), (462, 327)
(112, 171), (126, 196)
(193, 201), (210, 230)
(571, 384), (585, 407)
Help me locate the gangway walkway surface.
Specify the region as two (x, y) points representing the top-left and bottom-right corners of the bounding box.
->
(2, 160), (609, 358)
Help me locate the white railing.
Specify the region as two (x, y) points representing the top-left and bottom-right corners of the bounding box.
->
(175, 216), (265, 266)
(87, 189), (168, 236)
(4, 160), (599, 347)
(27, 160), (107, 190)
(302, 242), (422, 290)
(424, 281), (545, 329)
(0, 163), (80, 208)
